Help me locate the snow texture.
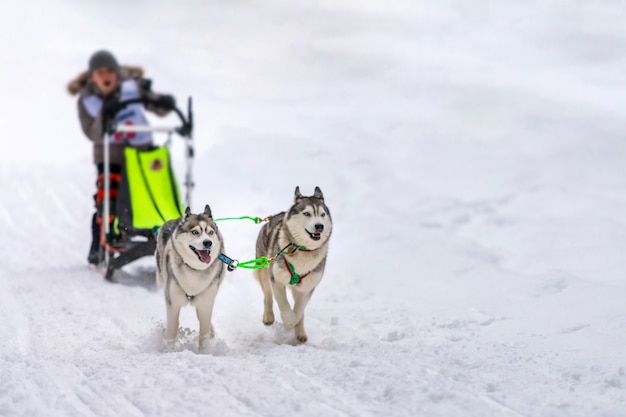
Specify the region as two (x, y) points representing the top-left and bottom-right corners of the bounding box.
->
(1, 1), (626, 416)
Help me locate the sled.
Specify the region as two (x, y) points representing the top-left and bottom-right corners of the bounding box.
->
(99, 97), (194, 281)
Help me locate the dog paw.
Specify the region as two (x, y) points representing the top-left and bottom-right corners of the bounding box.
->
(161, 338), (177, 351)
(162, 327), (178, 343)
(199, 333), (215, 351)
(281, 310), (297, 328)
(263, 311), (275, 326)
(199, 324), (215, 341)
(295, 321), (307, 343)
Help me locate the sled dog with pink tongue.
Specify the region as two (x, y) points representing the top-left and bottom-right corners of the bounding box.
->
(155, 205), (226, 349)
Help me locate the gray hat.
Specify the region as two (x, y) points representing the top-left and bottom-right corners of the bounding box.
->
(88, 50), (120, 73)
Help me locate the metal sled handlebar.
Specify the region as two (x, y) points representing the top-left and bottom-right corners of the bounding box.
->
(114, 125), (181, 134)
(106, 97), (193, 138)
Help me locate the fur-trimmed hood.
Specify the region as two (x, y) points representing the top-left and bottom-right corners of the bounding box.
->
(66, 65), (144, 96)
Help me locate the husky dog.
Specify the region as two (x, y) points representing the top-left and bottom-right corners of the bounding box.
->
(254, 186), (333, 343)
(155, 205), (225, 348)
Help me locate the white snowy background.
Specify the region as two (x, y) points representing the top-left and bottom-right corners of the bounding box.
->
(1, 0), (626, 416)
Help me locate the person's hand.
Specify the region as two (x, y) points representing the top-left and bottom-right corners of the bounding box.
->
(155, 95), (176, 110)
(101, 99), (125, 133)
(102, 99), (124, 119)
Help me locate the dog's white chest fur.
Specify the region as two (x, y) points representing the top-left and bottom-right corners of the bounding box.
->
(273, 246), (327, 291)
(169, 259), (214, 296)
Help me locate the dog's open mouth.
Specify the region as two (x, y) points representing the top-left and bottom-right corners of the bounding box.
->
(190, 246), (212, 264)
(306, 230), (322, 241)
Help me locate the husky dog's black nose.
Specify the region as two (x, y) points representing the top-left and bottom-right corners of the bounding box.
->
(315, 223), (324, 233)
(203, 239), (213, 248)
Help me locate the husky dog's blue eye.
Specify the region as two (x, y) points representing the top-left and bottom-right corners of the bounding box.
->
(303, 212), (311, 217)
(208, 230), (214, 236)
(192, 230), (199, 235)
(321, 213), (326, 217)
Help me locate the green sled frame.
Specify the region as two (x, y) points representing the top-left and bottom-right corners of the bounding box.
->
(104, 146), (184, 280)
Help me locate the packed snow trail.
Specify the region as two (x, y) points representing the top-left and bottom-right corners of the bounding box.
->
(2, 0), (626, 416)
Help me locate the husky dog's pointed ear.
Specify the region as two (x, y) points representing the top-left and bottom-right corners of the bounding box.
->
(313, 186), (324, 201)
(184, 207), (191, 218)
(203, 204), (213, 218)
(294, 186), (303, 203)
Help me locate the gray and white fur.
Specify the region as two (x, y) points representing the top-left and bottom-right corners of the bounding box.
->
(254, 186), (333, 343)
(155, 205), (225, 348)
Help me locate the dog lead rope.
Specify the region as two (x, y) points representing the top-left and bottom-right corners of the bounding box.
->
(213, 215), (269, 224)
(215, 230), (311, 274)
(217, 253), (271, 272)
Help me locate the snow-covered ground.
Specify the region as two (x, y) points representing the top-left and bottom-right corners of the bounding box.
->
(1, 1), (626, 416)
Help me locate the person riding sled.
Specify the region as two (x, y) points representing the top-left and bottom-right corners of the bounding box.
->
(67, 49), (177, 265)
